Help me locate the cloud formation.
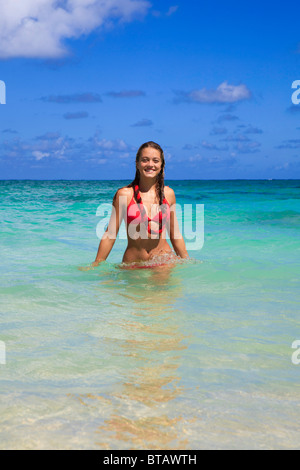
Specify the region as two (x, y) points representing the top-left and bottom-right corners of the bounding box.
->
(287, 105), (300, 114)
(188, 154), (237, 168)
(63, 111), (89, 119)
(201, 140), (229, 151)
(233, 141), (261, 154)
(174, 81), (251, 104)
(219, 131), (261, 153)
(244, 126), (263, 134)
(216, 113), (239, 123)
(131, 118), (153, 127)
(276, 139), (300, 149)
(0, 0), (150, 59)
(152, 5), (179, 17)
(2, 128), (18, 134)
(106, 90), (146, 98)
(0, 132), (134, 164)
(40, 93), (102, 103)
(222, 134), (251, 142)
(210, 127), (228, 136)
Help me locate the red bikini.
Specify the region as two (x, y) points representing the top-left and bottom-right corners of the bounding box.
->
(127, 185), (170, 235)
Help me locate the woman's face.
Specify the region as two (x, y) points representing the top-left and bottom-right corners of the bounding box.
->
(136, 147), (162, 180)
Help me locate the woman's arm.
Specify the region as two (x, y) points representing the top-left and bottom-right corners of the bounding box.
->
(78, 188), (126, 270)
(92, 188), (127, 266)
(166, 187), (189, 259)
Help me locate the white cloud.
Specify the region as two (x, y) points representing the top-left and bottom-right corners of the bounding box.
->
(190, 82), (251, 103)
(175, 81), (251, 104)
(0, 0), (150, 58)
(93, 138), (131, 152)
(32, 150), (50, 161)
(166, 6), (179, 16)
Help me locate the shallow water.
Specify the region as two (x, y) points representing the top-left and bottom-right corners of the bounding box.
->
(0, 179), (299, 449)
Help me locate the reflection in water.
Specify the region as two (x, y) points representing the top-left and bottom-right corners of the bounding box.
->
(75, 263), (190, 449)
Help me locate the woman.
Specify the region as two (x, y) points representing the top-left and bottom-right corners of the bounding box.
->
(92, 141), (188, 267)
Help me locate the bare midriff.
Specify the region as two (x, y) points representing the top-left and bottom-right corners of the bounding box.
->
(122, 230), (173, 263)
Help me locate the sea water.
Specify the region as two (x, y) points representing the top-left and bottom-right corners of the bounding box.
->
(0, 179), (299, 449)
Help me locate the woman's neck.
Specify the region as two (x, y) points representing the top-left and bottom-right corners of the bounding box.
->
(138, 177), (157, 193)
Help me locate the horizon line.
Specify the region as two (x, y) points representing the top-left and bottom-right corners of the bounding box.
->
(0, 178), (299, 182)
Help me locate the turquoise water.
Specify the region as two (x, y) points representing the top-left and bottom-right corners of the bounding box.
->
(0, 179), (299, 450)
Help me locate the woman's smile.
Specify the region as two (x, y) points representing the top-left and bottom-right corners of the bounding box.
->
(137, 147), (162, 178)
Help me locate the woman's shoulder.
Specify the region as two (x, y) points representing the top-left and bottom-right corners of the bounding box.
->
(116, 186), (133, 196)
(164, 185), (176, 204)
(113, 186), (133, 205)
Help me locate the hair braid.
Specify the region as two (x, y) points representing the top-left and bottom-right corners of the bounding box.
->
(125, 141), (167, 234)
(156, 163), (166, 209)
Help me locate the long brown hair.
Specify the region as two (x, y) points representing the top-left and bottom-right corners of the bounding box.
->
(128, 141), (166, 206)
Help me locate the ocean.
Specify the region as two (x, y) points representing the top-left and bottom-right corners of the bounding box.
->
(0, 179), (299, 449)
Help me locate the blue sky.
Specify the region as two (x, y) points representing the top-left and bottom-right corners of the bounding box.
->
(0, 0), (300, 179)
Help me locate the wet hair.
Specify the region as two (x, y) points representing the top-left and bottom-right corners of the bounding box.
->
(128, 141), (166, 206)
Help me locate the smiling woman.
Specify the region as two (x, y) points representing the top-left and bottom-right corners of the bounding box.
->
(90, 141), (189, 268)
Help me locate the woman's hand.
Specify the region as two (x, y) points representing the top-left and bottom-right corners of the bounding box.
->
(78, 261), (101, 271)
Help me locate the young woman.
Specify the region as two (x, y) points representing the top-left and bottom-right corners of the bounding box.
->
(92, 141), (188, 267)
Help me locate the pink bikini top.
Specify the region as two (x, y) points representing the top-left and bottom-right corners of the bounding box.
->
(127, 185), (170, 235)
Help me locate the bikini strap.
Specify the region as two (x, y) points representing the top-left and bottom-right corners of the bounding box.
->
(133, 185), (148, 222)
